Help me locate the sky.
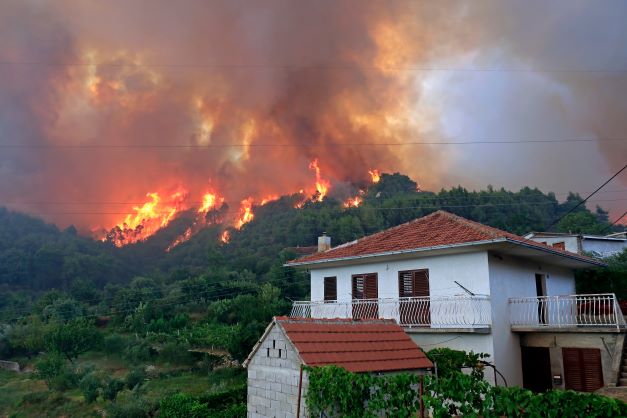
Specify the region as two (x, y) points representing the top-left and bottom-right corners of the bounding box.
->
(1, 0), (626, 232)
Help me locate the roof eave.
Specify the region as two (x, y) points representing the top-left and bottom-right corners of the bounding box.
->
(504, 238), (607, 267)
(284, 238), (508, 268)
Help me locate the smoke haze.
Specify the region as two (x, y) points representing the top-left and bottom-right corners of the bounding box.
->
(1, 0), (626, 231)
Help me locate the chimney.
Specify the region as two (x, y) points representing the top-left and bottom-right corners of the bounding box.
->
(318, 233), (331, 252)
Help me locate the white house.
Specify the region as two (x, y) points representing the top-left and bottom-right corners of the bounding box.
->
(524, 231), (627, 258)
(286, 211), (627, 392)
(244, 317), (432, 418)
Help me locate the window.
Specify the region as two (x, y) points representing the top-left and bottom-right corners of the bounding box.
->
(352, 273), (378, 300)
(552, 242), (565, 250)
(323, 276), (337, 302)
(398, 270), (430, 326)
(563, 348), (603, 392)
(398, 269), (430, 298)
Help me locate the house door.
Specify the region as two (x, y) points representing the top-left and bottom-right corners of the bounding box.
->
(352, 273), (378, 319)
(563, 348), (604, 392)
(535, 274), (547, 325)
(521, 347), (552, 392)
(398, 269), (430, 326)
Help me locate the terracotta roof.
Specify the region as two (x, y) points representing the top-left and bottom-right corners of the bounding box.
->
(275, 317), (432, 373)
(287, 210), (603, 266)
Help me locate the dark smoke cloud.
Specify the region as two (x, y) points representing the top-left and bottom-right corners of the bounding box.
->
(1, 0), (626, 231)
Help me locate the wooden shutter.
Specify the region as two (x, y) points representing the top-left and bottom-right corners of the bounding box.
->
(398, 270), (429, 297)
(563, 348), (603, 392)
(352, 273), (377, 299)
(323, 277), (337, 302)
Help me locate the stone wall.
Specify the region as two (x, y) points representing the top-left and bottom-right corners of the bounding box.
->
(247, 324), (308, 418)
(0, 360), (20, 372)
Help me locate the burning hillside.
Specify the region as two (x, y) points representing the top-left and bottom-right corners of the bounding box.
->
(102, 159), (381, 248)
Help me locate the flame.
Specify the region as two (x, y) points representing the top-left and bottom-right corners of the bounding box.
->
(368, 169), (381, 183)
(166, 227), (193, 252)
(220, 230), (231, 244)
(235, 197), (255, 229)
(309, 158), (330, 202)
(106, 190), (187, 247)
(198, 191), (224, 213)
(260, 195), (278, 205)
(344, 196), (363, 208)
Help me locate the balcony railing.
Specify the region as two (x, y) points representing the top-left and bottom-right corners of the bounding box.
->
(290, 295), (491, 328)
(509, 293), (626, 330)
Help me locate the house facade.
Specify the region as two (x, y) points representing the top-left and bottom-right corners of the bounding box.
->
(286, 211), (626, 391)
(244, 317), (432, 418)
(524, 231), (627, 258)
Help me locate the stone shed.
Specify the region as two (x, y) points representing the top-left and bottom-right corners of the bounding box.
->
(243, 316), (433, 418)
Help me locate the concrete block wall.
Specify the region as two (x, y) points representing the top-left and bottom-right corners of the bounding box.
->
(247, 324), (308, 417)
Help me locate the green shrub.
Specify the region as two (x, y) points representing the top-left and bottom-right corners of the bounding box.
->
(426, 347), (488, 379)
(103, 377), (125, 402)
(159, 393), (210, 418)
(79, 372), (102, 403)
(158, 341), (193, 365)
(104, 334), (130, 355)
(124, 339), (154, 362)
(126, 367), (146, 390)
(35, 352), (66, 388)
(107, 396), (155, 418)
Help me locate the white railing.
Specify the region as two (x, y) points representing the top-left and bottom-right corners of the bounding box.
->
(509, 293), (626, 329)
(290, 295), (492, 328)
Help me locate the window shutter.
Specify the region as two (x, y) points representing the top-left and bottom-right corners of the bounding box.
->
(563, 348), (584, 391)
(399, 271), (413, 298)
(413, 270), (430, 297)
(364, 273), (378, 299)
(398, 270), (429, 297)
(563, 348), (603, 392)
(324, 277), (337, 301)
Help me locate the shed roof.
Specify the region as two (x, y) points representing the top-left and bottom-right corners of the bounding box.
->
(246, 317), (433, 373)
(286, 210), (603, 267)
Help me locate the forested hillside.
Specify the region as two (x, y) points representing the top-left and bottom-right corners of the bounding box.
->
(0, 173), (624, 416)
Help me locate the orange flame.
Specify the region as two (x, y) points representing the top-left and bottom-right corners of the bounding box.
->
(220, 230), (231, 244)
(260, 195), (278, 205)
(198, 192), (223, 213)
(344, 196), (363, 208)
(235, 197), (254, 229)
(309, 158), (330, 202)
(368, 169), (381, 183)
(167, 189), (225, 251)
(107, 190), (187, 247)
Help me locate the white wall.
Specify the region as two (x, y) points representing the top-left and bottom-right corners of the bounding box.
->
(488, 254), (576, 387)
(310, 251), (491, 303)
(529, 236), (579, 254)
(582, 239), (627, 258)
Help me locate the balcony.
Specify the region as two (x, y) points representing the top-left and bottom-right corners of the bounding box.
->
(509, 293), (626, 331)
(289, 295), (492, 329)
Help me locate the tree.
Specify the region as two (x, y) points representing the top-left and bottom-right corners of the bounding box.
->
(556, 211), (608, 234)
(35, 352), (67, 389)
(45, 318), (103, 362)
(8, 316), (47, 358)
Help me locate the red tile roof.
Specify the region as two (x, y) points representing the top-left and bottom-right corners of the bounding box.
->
(287, 210), (602, 266)
(275, 317), (433, 373)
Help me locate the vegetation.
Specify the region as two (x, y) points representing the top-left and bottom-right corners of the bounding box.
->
(306, 349), (627, 417)
(0, 174), (624, 416)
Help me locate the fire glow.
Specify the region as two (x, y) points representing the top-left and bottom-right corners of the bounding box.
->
(309, 158), (330, 202)
(235, 197), (255, 229)
(369, 169), (381, 183)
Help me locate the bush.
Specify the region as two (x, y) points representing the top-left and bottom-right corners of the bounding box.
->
(126, 367), (146, 390)
(124, 339), (154, 362)
(158, 341), (193, 365)
(426, 347), (488, 379)
(104, 334), (130, 355)
(35, 352), (66, 388)
(107, 395), (155, 418)
(159, 393), (209, 418)
(103, 377), (125, 402)
(79, 372), (102, 403)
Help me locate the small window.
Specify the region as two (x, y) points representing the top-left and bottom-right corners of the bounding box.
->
(273, 340), (276, 349)
(324, 277), (337, 302)
(552, 242), (565, 250)
(266, 348), (270, 357)
(279, 349), (282, 358)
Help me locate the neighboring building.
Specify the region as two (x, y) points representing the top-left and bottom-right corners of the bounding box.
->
(286, 211), (627, 392)
(524, 231), (627, 258)
(244, 317), (432, 418)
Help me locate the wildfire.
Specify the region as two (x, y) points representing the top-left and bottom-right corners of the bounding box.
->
(235, 197), (255, 229)
(106, 190), (187, 247)
(220, 230), (231, 244)
(344, 196), (363, 208)
(198, 191), (224, 213)
(309, 158), (330, 202)
(368, 169), (381, 183)
(260, 195), (278, 205)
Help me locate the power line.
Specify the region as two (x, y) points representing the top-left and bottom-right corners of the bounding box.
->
(545, 164), (627, 230)
(600, 210), (627, 234)
(1, 61), (627, 74)
(1, 138), (626, 149)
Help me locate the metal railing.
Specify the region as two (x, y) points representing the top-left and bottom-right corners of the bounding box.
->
(509, 293), (626, 329)
(290, 295), (492, 328)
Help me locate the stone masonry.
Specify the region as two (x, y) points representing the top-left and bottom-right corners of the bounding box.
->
(247, 324), (308, 418)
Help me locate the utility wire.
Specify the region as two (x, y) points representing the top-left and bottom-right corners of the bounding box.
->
(599, 210), (627, 234)
(1, 138), (626, 149)
(545, 164), (627, 231)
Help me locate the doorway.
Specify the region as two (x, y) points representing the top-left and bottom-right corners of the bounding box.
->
(521, 347), (553, 392)
(535, 274), (547, 325)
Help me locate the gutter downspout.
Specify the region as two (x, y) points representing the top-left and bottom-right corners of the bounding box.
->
(297, 364), (304, 418)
